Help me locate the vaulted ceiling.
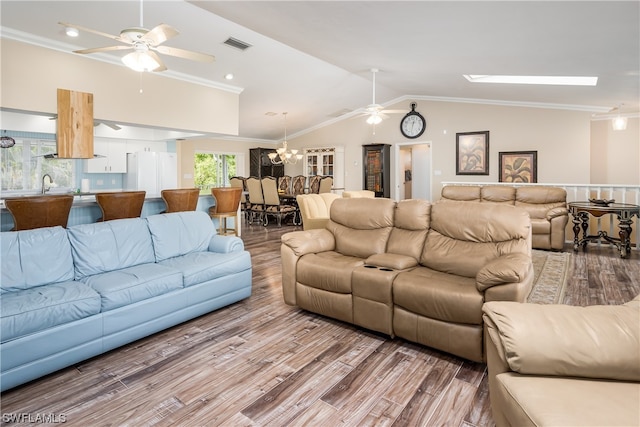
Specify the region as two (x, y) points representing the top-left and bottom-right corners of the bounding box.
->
(1, 1), (638, 140)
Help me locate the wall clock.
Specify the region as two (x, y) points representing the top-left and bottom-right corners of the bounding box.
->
(400, 103), (426, 139)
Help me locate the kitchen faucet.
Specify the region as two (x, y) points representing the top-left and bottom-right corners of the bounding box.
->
(41, 174), (53, 194)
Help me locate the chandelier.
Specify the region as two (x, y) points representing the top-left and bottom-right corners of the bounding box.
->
(269, 112), (303, 164)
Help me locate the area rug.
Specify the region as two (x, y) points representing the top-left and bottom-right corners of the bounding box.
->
(527, 250), (571, 304)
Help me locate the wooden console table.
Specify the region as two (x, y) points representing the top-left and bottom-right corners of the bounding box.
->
(569, 201), (640, 258)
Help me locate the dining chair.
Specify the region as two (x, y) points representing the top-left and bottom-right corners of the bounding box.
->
(209, 187), (243, 236)
(261, 177), (297, 227)
(318, 176), (333, 194)
(308, 175), (322, 194)
(278, 175), (292, 194)
(229, 176), (249, 222)
(96, 191), (146, 221)
(5, 194), (74, 231)
(161, 188), (200, 213)
(245, 176), (265, 225)
(292, 175), (306, 195)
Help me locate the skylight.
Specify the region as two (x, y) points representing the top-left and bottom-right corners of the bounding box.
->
(463, 75), (598, 86)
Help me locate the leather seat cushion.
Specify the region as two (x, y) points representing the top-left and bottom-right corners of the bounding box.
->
(1, 281), (101, 342)
(84, 263), (183, 311)
(160, 251), (251, 288)
(297, 251), (365, 293)
(393, 267), (483, 325)
(495, 372), (640, 427)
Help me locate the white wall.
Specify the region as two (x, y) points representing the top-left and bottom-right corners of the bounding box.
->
(1, 39), (239, 136)
(590, 118), (640, 185)
(287, 100), (596, 196)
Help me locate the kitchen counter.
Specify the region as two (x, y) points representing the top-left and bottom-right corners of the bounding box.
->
(0, 193), (216, 232)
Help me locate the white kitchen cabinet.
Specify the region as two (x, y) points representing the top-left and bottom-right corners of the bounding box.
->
(84, 139), (127, 173)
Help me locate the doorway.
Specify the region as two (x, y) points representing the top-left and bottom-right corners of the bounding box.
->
(394, 142), (431, 201)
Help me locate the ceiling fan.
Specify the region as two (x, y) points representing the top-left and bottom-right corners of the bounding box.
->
(59, 0), (214, 72)
(49, 115), (121, 131)
(361, 68), (405, 125)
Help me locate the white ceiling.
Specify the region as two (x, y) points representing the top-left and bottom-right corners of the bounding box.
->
(1, 0), (638, 141)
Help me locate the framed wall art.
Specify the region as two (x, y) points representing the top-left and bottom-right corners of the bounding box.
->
(499, 150), (538, 183)
(456, 131), (489, 175)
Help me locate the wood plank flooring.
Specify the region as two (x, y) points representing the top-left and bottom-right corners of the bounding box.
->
(1, 223), (639, 426)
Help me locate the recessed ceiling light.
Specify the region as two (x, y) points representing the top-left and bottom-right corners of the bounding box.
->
(65, 27), (79, 37)
(224, 73), (234, 80)
(463, 75), (598, 86)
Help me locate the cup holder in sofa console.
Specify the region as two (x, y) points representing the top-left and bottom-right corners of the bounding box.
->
(363, 265), (394, 271)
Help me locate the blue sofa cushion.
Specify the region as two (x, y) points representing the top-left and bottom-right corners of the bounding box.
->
(68, 218), (156, 280)
(1, 226), (75, 293)
(0, 281), (101, 342)
(83, 263), (183, 311)
(146, 212), (216, 262)
(159, 251), (252, 287)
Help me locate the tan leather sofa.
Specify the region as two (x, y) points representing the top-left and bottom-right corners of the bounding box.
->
(483, 296), (640, 427)
(440, 185), (568, 250)
(342, 190), (375, 198)
(296, 193), (341, 230)
(281, 198), (534, 362)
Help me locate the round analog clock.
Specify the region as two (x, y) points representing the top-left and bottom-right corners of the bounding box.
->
(400, 103), (426, 139)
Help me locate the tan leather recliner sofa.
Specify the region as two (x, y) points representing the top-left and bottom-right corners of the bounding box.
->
(483, 296), (640, 427)
(281, 198), (534, 362)
(440, 185), (568, 250)
(341, 190), (375, 198)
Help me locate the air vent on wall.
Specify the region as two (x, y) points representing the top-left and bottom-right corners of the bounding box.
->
(223, 37), (252, 51)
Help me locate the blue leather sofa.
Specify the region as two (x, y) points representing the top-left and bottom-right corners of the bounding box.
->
(0, 211), (252, 391)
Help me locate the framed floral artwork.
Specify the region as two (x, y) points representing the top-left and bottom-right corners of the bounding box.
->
(456, 131), (489, 175)
(499, 151), (538, 183)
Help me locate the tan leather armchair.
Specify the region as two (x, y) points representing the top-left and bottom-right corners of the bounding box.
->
(483, 296), (640, 427)
(295, 193), (341, 230)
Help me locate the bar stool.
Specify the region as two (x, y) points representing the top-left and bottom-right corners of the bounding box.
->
(209, 187), (242, 236)
(95, 191), (146, 221)
(5, 194), (74, 231)
(161, 188), (200, 213)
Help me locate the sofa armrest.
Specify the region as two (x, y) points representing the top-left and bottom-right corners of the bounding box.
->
(482, 300), (640, 381)
(209, 235), (244, 253)
(281, 229), (335, 256)
(546, 206), (568, 220)
(476, 253), (532, 291)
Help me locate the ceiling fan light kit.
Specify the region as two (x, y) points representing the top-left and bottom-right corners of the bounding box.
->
(122, 48), (162, 72)
(65, 26), (79, 37)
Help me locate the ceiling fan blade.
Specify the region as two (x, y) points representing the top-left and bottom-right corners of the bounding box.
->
(94, 120), (122, 131)
(155, 45), (215, 63)
(147, 51), (168, 72)
(380, 109), (406, 114)
(141, 24), (179, 46)
(59, 22), (124, 42)
(74, 45), (133, 55)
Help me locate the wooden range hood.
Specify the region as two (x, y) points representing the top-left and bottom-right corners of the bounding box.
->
(56, 88), (94, 158)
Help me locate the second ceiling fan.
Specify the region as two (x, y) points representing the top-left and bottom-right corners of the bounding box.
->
(60, 0), (214, 72)
(361, 68), (405, 124)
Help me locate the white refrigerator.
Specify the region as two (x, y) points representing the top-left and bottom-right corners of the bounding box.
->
(124, 152), (178, 196)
